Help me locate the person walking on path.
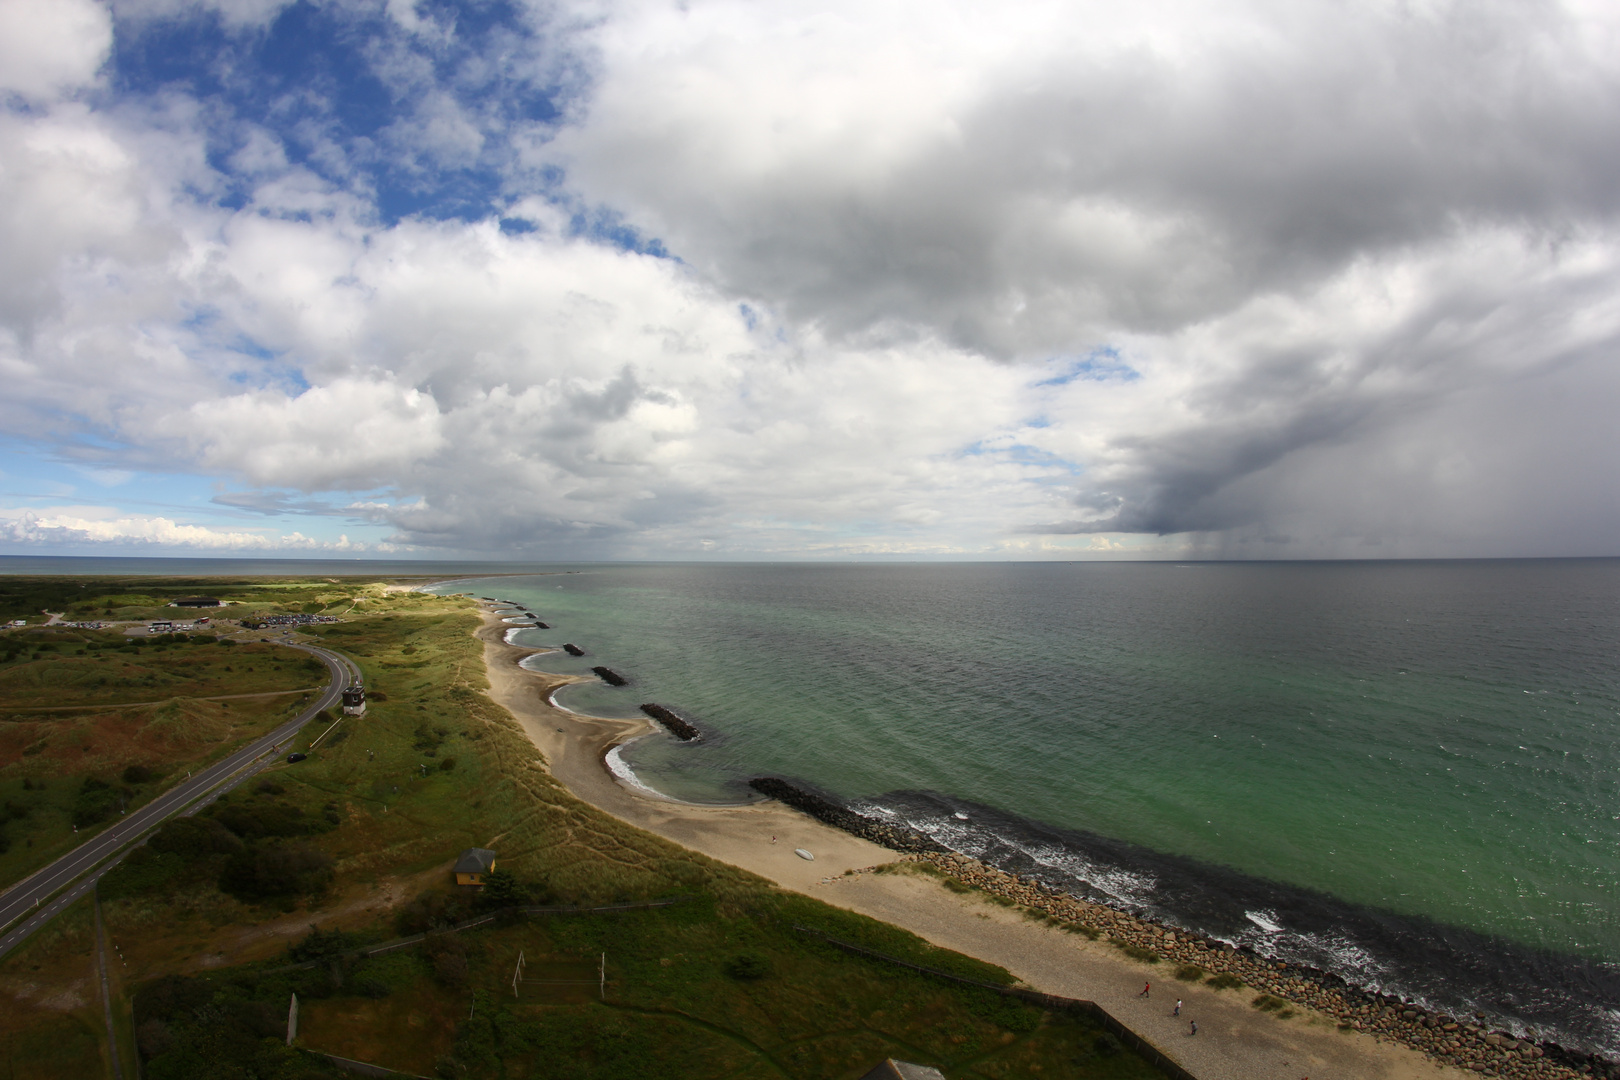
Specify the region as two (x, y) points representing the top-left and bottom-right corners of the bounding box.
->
(1189, 1020), (1198, 1036)
(1138, 982), (1150, 998)
(1173, 999), (1182, 1016)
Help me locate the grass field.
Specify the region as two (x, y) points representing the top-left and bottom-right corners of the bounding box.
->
(0, 624), (329, 891)
(0, 580), (1164, 1080)
(0, 895), (110, 1080)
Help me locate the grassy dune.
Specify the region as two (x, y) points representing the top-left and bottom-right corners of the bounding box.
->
(0, 583), (1160, 1080)
(0, 626), (327, 891)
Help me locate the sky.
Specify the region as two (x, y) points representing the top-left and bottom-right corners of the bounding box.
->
(2, 0), (1619, 560)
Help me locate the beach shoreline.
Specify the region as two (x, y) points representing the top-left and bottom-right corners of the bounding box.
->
(470, 600), (1501, 1080)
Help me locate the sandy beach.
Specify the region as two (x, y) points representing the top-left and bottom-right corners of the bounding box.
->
(475, 604), (1469, 1080)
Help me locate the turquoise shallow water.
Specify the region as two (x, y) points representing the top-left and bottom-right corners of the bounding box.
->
(439, 561), (1620, 1052)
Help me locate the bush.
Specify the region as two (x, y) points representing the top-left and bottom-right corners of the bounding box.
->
(1207, 972), (1244, 990)
(433, 951), (469, 988)
(439, 757), (456, 771)
(148, 816), (244, 859)
(212, 803), (326, 840)
(218, 842), (334, 901)
(100, 847), (187, 900)
(723, 954), (770, 981)
(479, 868), (536, 908)
(397, 889), (472, 935)
(1174, 964), (1207, 982)
(287, 926), (366, 964)
(72, 777), (123, 827)
(122, 764), (154, 785)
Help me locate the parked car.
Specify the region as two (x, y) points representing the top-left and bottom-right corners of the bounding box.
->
(286, 752), (307, 763)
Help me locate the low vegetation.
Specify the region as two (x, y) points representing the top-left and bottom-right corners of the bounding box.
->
(0, 629), (323, 889)
(0, 579), (1165, 1079)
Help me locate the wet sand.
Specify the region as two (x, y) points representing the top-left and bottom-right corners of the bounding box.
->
(475, 605), (1468, 1080)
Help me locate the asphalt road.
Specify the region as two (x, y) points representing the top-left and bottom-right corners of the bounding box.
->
(0, 641), (360, 963)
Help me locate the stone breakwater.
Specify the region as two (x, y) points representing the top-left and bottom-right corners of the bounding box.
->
(905, 851), (1616, 1080)
(563, 643), (585, 656)
(752, 776), (1616, 1080)
(748, 778), (948, 855)
(640, 703), (701, 741)
(592, 666), (628, 687)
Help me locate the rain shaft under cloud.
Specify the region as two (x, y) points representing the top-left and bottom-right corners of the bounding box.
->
(1, 0), (1618, 558)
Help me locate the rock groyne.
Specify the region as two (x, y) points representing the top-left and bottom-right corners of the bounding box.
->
(747, 778), (947, 855)
(640, 703), (700, 741)
(592, 666), (627, 686)
(563, 643), (585, 656)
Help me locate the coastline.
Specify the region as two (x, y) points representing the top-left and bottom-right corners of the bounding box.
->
(471, 602), (1488, 1080)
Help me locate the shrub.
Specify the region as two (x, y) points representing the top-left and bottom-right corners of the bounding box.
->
(1252, 994), (1287, 1012)
(72, 777), (123, 827)
(100, 847), (187, 900)
(723, 954), (770, 981)
(218, 841), (334, 901)
(479, 868), (535, 907)
(439, 757), (456, 771)
(122, 764), (154, 785)
(1174, 964), (1207, 982)
(212, 803), (325, 840)
(433, 951), (469, 988)
(288, 926), (366, 963)
(1208, 973), (1244, 991)
(148, 816), (243, 858)
(396, 889), (470, 935)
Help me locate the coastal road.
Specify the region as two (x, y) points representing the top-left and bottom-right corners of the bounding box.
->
(0, 641), (358, 963)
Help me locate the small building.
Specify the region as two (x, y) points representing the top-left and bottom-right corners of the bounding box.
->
(859, 1062), (947, 1080)
(148, 620), (174, 634)
(341, 684), (366, 716)
(454, 848), (497, 887)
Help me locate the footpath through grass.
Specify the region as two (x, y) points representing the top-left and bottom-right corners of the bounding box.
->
(0, 581), (1165, 1080)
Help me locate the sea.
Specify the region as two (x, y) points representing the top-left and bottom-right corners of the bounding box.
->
(430, 560), (1620, 1058)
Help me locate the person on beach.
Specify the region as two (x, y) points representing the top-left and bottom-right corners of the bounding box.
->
(1173, 999), (1181, 1016)
(1189, 1020), (1198, 1036)
(1139, 982), (1150, 998)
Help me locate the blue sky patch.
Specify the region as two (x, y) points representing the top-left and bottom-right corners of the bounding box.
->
(111, 0), (579, 226)
(1033, 347), (1140, 387)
